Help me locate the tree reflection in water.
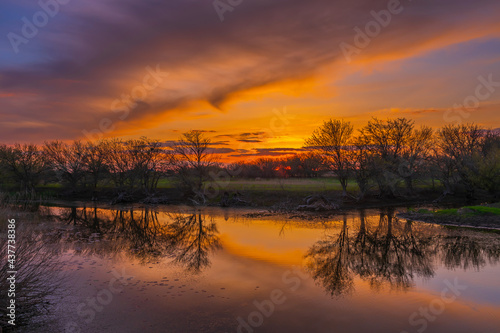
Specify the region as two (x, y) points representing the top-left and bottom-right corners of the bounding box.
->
(305, 214), (355, 296)
(54, 206), (221, 272)
(7, 205), (499, 331)
(305, 208), (500, 297)
(165, 213), (221, 272)
(52, 205), (500, 297)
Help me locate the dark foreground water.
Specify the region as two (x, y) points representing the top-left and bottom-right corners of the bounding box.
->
(12, 205), (500, 332)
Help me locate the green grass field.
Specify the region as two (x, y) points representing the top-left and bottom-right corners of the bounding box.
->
(40, 177), (439, 194)
(201, 178), (360, 192)
(39, 177), (357, 192)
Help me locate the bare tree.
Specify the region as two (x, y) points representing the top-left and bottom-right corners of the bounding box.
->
(437, 123), (483, 200)
(44, 141), (87, 191)
(82, 140), (110, 190)
(359, 118), (414, 197)
(473, 130), (500, 196)
(0, 214), (64, 329)
(104, 139), (134, 190)
(173, 130), (219, 200)
(127, 137), (168, 194)
(399, 126), (434, 193)
(351, 136), (374, 200)
(0, 144), (48, 192)
(255, 158), (279, 179)
(299, 152), (323, 178)
(430, 147), (458, 198)
(305, 119), (353, 196)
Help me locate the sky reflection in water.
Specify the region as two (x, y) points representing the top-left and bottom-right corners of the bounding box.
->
(33, 205), (500, 333)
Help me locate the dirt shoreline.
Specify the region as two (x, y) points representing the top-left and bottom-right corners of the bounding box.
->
(17, 186), (500, 229)
(398, 212), (500, 231)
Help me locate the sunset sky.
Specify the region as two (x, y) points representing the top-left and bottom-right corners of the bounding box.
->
(1, 0), (500, 160)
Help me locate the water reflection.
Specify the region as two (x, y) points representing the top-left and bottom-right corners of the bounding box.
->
(305, 208), (500, 297)
(165, 213), (221, 272)
(45, 205), (500, 297)
(441, 233), (500, 270)
(5, 205), (499, 332)
(54, 206), (221, 271)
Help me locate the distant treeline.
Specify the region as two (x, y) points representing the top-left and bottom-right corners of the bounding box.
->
(0, 118), (499, 201)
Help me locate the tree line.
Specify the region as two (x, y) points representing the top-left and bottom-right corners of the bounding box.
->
(0, 132), (214, 198)
(0, 117), (499, 201)
(225, 118), (499, 201)
(303, 118), (500, 200)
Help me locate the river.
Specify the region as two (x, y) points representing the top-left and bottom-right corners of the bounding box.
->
(5, 204), (500, 333)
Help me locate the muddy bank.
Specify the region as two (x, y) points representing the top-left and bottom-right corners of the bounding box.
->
(399, 211), (500, 231)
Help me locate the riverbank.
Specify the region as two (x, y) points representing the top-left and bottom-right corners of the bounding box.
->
(398, 203), (500, 231)
(4, 178), (499, 226)
(31, 177), (485, 210)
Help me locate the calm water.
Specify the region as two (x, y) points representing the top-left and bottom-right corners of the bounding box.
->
(21, 205), (500, 332)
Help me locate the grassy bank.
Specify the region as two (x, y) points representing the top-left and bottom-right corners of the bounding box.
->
(400, 203), (500, 230)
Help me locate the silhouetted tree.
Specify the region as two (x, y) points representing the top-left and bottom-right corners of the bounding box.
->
(359, 118), (414, 197)
(127, 137), (168, 194)
(437, 123), (483, 200)
(173, 130), (219, 201)
(351, 136), (374, 200)
(399, 126), (434, 193)
(82, 140), (110, 190)
(305, 119), (354, 196)
(0, 143), (48, 192)
(44, 140), (87, 191)
(104, 139), (133, 190)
